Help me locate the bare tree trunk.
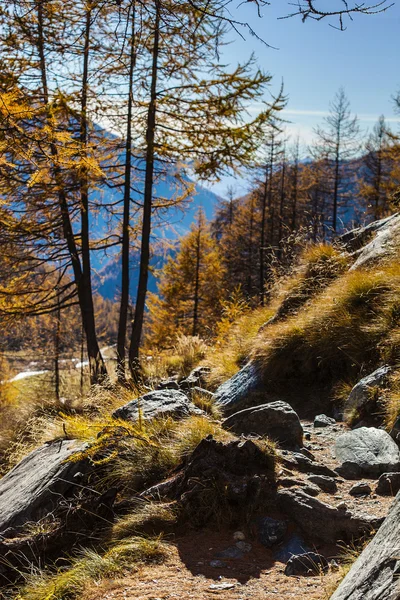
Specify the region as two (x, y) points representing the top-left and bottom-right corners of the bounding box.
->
(117, 2), (137, 384)
(259, 165), (268, 306)
(79, 7), (108, 384)
(129, 0), (160, 376)
(193, 220), (201, 336)
(36, 0), (106, 386)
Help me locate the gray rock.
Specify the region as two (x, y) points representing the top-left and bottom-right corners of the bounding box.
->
(314, 414), (336, 427)
(277, 488), (382, 543)
(0, 440), (87, 535)
(257, 517), (287, 548)
(349, 213), (400, 271)
(303, 483), (320, 497)
(330, 486), (400, 599)
(344, 366), (391, 423)
(157, 378), (180, 390)
(278, 450), (339, 478)
(214, 361), (264, 412)
(189, 387), (215, 401)
(307, 475), (338, 494)
(284, 552), (329, 576)
(376, 472), (400, 496)
(179, 366), (211, 390)
(223, 401), (303, 449)
(274, 534), (309, 563)
(350, 482), (372, 496)
(340, 213), (400, 252)
(335, 427), (400, 479)
(113, 389), (200, 422)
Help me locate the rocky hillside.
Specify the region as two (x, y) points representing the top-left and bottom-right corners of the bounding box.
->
(2, 214), (400, 600)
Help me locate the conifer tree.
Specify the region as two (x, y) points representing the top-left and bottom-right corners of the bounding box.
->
(361, 116), (393, 220)
(313, 87), (360, 233)
(147, 208), (225, 346)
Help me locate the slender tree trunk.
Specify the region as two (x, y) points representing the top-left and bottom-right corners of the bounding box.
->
(374, 145), (382, 220)
(332, 133), (341, 233)
(54, 292), (61, 402)
(36, 0), (106, 385)
(259, 165), (268, 306)
(129, 0), (160, 375)
(79, 7), (108, 384)
(278, 150), (286, 254)
(117, 2), (137, 384)
(247, 195), (255, 298)
(291, 139), (299, 230)
(192, 222), (201, 336)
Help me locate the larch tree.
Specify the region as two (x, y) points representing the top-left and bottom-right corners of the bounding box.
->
(147, 207), (226, 346)
(313, 87), (360, 233)
(361, 115), (393, 219)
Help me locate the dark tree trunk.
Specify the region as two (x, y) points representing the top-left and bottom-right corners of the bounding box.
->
(79, 8), (107, 384)
(117, 2), (137, 384)
(193, 222), (201, 336)
(259, 165), (268, 306)
(129, 0), (160, 375)
(36, 0), (106, 386)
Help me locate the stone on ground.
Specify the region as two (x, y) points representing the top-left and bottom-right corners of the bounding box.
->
(113, 389), (201, 422)
(335, 427), (400, 479)
(223, 401), (303, 449)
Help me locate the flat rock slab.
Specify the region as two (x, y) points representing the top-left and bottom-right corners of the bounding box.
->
(223, 401), (303, 449)
(335, 427), (400, 479)
(277, 488), (382, 543)
(330, 491), (400, 600)
(113, 389), (201, 422)
(0, 439), (87, 535)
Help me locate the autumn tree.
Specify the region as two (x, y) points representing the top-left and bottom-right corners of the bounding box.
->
(313, 87), (360, 233)
(360, 116), (393, 219)
(147, 208), (225, 346)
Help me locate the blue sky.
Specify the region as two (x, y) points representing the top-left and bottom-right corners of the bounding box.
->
(207, 0), (400, 196)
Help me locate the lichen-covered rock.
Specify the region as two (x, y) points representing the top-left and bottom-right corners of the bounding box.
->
(343, 366), (391, 423)
(113, 389), (201, 422)
(0, 439), (88, 535)
(330, 490), (400, 600)
(335, 427), (400, 479)
(223, 401), (303, 449)
(214, 361), (264, 412)
(314, 414), (336, 428)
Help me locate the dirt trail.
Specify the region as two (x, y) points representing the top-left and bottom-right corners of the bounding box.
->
(83, 419), (395, 600)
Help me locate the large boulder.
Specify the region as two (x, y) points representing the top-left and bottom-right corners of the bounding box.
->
(0, 439), (88, 535)
(113, 389), (201, 422)
(343, 213), (400, 270)
(340, 213), (400, 253)
(277, 488), (382, 543)
(335, 427), (400, 479)
(330, 491), (400, 600)
(343, 366), (391, 423)
(223, 401), (303, 449)
(214, 361), (264, 413)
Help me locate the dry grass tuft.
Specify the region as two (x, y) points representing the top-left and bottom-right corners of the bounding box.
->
(16, 536), (168, 600)
(112, 502), (178, 540)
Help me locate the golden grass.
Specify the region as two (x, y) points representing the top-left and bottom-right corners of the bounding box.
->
(251, 263), (400, 387)
(112, 502), (178, 540)
(16, 536), (168, 600)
